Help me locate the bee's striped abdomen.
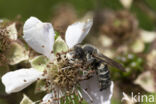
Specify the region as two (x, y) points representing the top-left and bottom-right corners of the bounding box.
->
(97, 64), (111, 91)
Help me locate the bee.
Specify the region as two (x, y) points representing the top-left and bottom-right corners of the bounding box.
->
(65, 44), (125, 91)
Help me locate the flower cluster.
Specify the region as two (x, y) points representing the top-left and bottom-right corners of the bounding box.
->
(1, 17), (114, 104)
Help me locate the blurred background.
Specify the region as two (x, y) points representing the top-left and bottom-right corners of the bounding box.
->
(0, 0), (156, 104)
(0, 0), (156, 30)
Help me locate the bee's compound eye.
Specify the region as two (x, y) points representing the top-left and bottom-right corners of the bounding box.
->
(83, 45), (97, 55)
(74, 46), (85, 59)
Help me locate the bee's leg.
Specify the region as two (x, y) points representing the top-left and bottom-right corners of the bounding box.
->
(78, 73), (93, 81)
(97, 64), (111, 91)
(86, 59), (94, 65)
(78, 76), (92, 81)
(78, 70), (95, 81)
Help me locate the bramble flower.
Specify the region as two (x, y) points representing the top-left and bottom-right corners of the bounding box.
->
(1, 17), (114, 104)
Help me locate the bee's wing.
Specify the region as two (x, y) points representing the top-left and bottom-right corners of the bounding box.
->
(93, 54), (125, 71)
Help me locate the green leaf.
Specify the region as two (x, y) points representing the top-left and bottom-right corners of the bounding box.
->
(0, 65), (9, 77)
(0, 98), (8, 104)
(53, 36), (68, 54)
(30, 55), (49, 72)
(111, 97), (121, 104)
(55, 31), (60, 40)
(0, 80), (6, 96)
(20, 94), (33, 104)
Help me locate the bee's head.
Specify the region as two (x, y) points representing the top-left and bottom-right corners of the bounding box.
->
(73, 45), (86, 60)
(83, 45), (97, 55)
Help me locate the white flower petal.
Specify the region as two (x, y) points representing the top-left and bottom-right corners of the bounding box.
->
(1, 68), (44, 94)
(99, 35), (112, 47)
(120, 0), (133, 9)
(140, 30), (156, 43)
(131, 39), (144, 53)
(146, 50), (156, 67)
(134, 71), (155, 93)
(80, 75), (114, 104)
(0, 19), (3, 23)
(65, 18), (93, 48)
(42, 93), (53, 104)
(23, 17), (55, 59)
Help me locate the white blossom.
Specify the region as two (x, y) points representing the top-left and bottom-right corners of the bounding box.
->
(1, 16), (113, 104)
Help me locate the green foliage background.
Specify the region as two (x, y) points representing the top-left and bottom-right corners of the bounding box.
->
(0, 0), (156, 30)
